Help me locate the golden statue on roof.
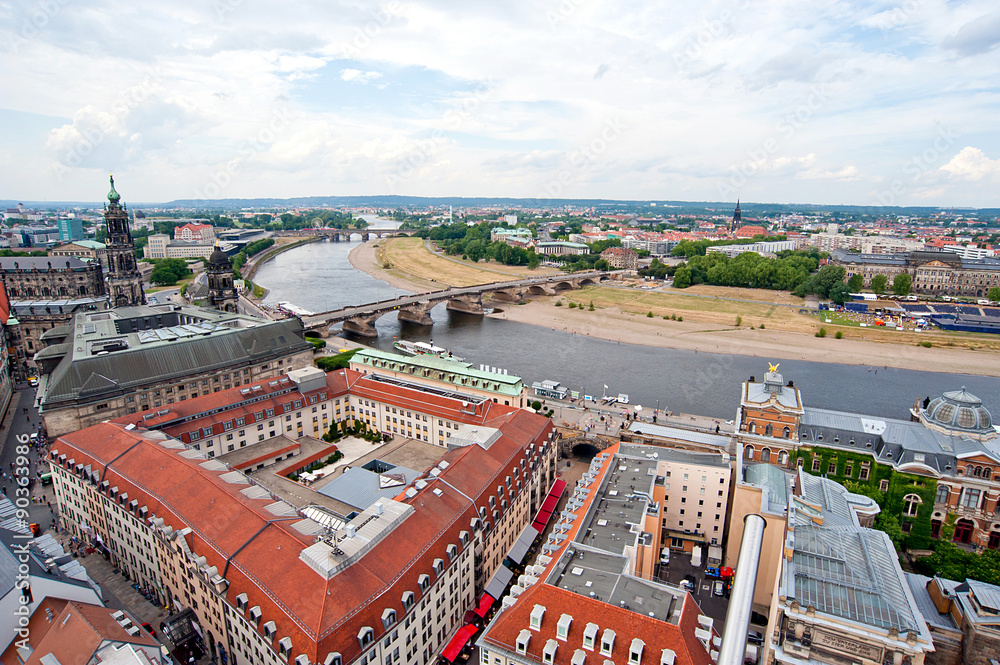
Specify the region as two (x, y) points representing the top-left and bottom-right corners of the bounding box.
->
(768, 362), (780, 373)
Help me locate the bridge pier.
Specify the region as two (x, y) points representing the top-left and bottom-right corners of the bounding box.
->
(491, 287), (526, 303)
(361, 232), (370, 242)
(397, 301), (434, 326)
(342, 315), (378, 338)
(446, 294), (484, 315)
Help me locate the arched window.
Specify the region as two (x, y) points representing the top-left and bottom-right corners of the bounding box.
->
(783, 426), (791, 438)
(744, 445), (755, 461)
(986, 469), (993, 480)
(747, 422), (756, 434)
(935, 485), (950, 504)
(764, 423), (773, 437)
(761, 448), (771, 463)
(904, 493), (923, 517)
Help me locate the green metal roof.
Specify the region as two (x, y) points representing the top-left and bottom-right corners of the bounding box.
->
(352, 348), (523, 397)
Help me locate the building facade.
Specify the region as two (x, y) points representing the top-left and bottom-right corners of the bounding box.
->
(0, 256), (105, 300)
(600, 246), (639, 270)
(829, 249), (1000, 297)
(175, 222), (215, 242)
(103, 177), (146, 308)
(206, 246), (238, 312)
(49, 240), (108, 271)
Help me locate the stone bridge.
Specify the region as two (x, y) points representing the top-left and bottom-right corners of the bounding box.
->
(312, 228), (420, 242)
(299, 271), (608, 337)
(558, 434), (616, 457)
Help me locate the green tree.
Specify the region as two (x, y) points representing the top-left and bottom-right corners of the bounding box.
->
(150, 264), (180, 285)
(892, 273), (912, 296)
(829, 282), (851, 305)
(871, 274), (888, 295)
(672, 266), (692, 289)
(875, 513), (905, 550)
(847, 273), (864, 292)
(988, 286), (1000, 302)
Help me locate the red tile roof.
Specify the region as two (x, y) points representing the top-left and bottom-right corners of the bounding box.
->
(479, 583), (715, 665)
(0, 599), (158, 665)
(56, 384), (553, 663)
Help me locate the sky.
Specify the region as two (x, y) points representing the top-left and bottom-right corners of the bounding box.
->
(1, 0), (999, 207)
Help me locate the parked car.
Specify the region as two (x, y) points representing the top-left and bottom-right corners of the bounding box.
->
(713, 581), (724, 596)
(747, 631), (765, 645)
(141, 622), (156, 636)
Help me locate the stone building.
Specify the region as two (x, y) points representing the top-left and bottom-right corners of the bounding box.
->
(10, 297), (109, 372)
(103, 176), (146, 308)
(48, 240), (108, 271)
(206, 245), (238, 312)
(600, 246), (639, 270)
(34, 303), (314, 436)
(0, 255), (105, 300)
(829, 248), (1000, 298)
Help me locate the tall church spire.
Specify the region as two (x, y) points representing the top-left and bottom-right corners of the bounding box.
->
(731, 199), (742, 233)
(103, 175), (146, 308)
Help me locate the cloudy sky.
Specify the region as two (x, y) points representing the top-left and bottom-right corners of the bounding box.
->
(1, 0), (999, 206)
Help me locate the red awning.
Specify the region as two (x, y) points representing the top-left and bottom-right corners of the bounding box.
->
(473, 593), (495, 618)
(441, 625), (478, 662)
(539, 494), (559, 516)
(551, 479), (567, 497)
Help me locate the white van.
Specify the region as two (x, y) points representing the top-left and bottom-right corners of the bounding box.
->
(691, 545), (703, 568)
(660, 548), (670, 565)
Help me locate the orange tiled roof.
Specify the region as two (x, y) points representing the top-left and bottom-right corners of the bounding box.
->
(479, 583), (714, 665)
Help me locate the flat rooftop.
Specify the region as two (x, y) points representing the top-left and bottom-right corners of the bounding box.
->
(572, 456), (656, 555)
(618, 441), (729, 467)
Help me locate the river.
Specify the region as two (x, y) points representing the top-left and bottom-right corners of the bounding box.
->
(254, 235), (999, 421)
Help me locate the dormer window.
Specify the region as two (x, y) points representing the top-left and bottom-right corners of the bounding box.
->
(447, 544), (458, 560)
(249, 606), (261, 624)
(572, 650), (587, 665)
(263, 621), (276, 640)
(629, 638), (645, 664)
(557, 614), (572, 640)
(517, 629), (531, 655)
(433, 558), (444, 576)
(324, 653), (342, 665)
(277, 637), (292, 656)
(358, 627), (374, 648)
(235, 593), (248, 611)
(601, 629), (616, 656)
(382, 608), (396, 629)
(459, 531), (469, 547)
(543, 639), (558, 665)
(530, 604), (546, 631)
(418, 574), (430, 592)
(402, 591), (415, 610)
(583, 623), (598, 650)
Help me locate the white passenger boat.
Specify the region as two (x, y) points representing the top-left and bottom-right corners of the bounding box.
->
(393, 340), (464, 361)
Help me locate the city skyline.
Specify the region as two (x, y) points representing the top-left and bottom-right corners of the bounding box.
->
(2, 1), (999, 206)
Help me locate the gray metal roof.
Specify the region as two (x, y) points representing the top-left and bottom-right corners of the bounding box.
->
(317, 465), (421, 511)
(743, 373), (802, 410)
(38, 306), (311, 408)
(0, 256), (94, 270)
(626, 422), (731, 449)
(743, 463), (789, 515)
(904, 573), (958, 631)
(619, 441), (729, 467)
(968, 579), (1000, 614)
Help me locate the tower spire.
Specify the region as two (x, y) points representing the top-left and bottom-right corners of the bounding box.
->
(731, 199), (742, 233)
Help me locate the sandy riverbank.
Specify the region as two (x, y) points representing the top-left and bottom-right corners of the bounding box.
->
(348, 240), (1000, 377)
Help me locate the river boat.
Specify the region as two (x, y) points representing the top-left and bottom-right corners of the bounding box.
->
(394, 340), (465, 362)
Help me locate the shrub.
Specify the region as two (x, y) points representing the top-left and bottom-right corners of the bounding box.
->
(568, 302), (577, 309)
(816, 327), (827, 338)
(735, 316), (742, 326)
(663, 315), (669, 320)
(920, 341), (932, 348)
(759, 323), (765, 329)
(835, 331), (843, 339)
(647, 311), (654, 318)
(677, 315), (683, 321)
(555, 300), (563, 307)
(531, 400), (542, 411)
(588, 301), (595, 311)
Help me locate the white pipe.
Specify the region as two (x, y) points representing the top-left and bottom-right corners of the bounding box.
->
(718, 514), (767, 665)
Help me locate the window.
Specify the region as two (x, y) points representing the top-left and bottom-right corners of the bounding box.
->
(962, 488), (981, 509)
(828, 461), (837, 474)
(879, 479), (890, 492)
(903, 493), (923, 517)
(600, 629), (615, 657)
(744, 445), (754, 460)
(859, 463), (870, 481)
(812, 458), (821, 472)
(761, 448), (771, 463)
(935, 485), (950, 504)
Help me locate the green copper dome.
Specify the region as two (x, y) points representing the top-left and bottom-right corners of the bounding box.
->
(107, 174), (121, 203)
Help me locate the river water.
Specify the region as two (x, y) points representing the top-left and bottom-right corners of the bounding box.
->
(255, 234), (998, 421)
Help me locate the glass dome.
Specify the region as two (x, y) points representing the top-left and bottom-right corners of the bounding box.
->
(924, 388), (993, 434)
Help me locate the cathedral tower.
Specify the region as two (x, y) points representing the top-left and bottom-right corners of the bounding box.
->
(103, 175), (146, 308)
(206, 244), (238, 313)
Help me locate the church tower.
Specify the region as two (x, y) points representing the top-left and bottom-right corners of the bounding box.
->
(206, 244), (238, 313)
(730, 199), (742, 233)
(103, 175), (146, 308)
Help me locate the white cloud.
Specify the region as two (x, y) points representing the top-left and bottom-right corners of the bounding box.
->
(940, 147), (1000, 181)
(0, 0), (998, 205)
(340, 69), (383, 84)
